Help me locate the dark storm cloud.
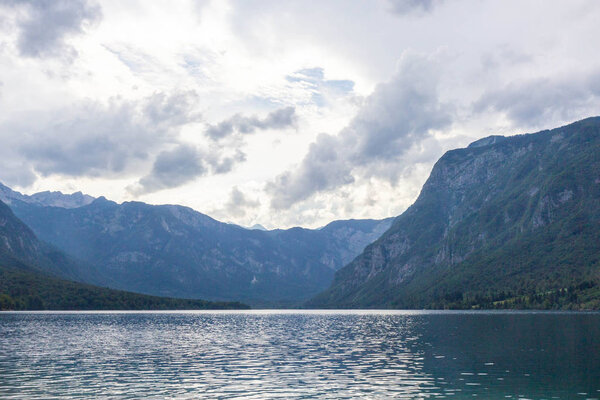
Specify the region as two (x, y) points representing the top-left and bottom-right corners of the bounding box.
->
(0, 91), (201, 186)
(267, 53), (453, 209)
(388, 0), (443, 15)
(1, 0), (101, 59)
(475, 71), (600, 127)
(206, 106), (297, 140)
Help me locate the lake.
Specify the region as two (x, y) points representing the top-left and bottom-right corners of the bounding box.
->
(1, 310), (599, 399)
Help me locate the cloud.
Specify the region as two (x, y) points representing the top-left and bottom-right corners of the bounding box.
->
(1, 0), (101, 60)
(128, 100), (296, 196)
(224, 186), (260, 219)
(388, 0), (443, 16)
(131, 144), (206, 195)
(130, 145), (247, 195)
(144, 91), (202, 127)
(206, 149), (247, 175)
(0, 160), (37, 188)
(474, 71), (600, 127)
(285, 67), (355, 107)
(267, 52), (453, 209)
(127, 105), (298, 195)
(0, 91), (201, 185)
(206, 106), (297, 140)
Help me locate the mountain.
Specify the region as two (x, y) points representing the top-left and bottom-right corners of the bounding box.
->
(0, 199), (248, 310)
(8, 196), (392, 305)
(309, 117), (600, 310)
(0, 197), (95, 280)
(0, 182), (94, 209)
(248, 224), (268, 231)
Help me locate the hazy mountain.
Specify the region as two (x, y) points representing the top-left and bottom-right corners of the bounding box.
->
(248, 224), (268, 231)
(0, 198), (94, 280)
(309, 117), (600, 310)
(9, 196), (392, 305)
(0, 199), (247, 310)
(0, 183), (95, 209)
(0, 199), (45, 269)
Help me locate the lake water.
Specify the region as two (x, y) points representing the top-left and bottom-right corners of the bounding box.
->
(1, 310), (599, 399)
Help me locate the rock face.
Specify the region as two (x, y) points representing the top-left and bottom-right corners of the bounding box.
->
(309, 117), (600, 308)
(9, 196), (392, 305)
(0, 199), (43, 268)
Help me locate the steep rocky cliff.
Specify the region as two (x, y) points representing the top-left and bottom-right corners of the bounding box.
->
(310, 117), (600, 309)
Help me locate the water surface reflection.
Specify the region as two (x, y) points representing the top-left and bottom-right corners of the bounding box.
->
(0, 310), (598, 399)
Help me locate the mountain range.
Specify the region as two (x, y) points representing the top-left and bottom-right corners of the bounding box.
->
(2, 183), (392, 306)
(1, 117), (599, 310)
(0, 199), (247, 310)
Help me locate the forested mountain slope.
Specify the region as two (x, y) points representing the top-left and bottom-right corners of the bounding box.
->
(0, 199), (247, 310)
(309, 117), (600, 309)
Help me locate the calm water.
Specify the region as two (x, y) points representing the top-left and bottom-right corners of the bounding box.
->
(1, 310), (599, 399)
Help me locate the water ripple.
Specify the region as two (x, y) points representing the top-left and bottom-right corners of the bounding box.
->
(1, 310), (599, 399)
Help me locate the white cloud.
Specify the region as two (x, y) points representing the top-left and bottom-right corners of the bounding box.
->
(267, 52), (453, 209)
(1, 0), (600, 228)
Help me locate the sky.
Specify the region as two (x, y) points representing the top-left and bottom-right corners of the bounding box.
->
(0, 0), (599, 229)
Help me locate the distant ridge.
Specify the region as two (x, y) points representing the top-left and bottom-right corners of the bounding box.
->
(248, 224), (268, 231)
(0, 182), (95, 209)
(0, 198), (248, 310)
(7, 190), (393, 305)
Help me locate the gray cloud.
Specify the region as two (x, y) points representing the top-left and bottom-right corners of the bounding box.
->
(0, 91), (200, 186)
(267, 53), (453, 209)
(0, 161), (36, 188)
(129, 99), (291, 196)
(224, 186), (260, 219)
(130, 145), (247, 195)
(207, 149), (247, 175)
(388, 0), (443, 16)
(144, 90), (202, 127)
(474, 71), (600, 127)
(480, 46), (533, 72)
(1, 0), (101, 59)
(132, 145), (206, 195)
(206, 106), (297, 140)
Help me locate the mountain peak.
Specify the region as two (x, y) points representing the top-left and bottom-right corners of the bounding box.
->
(249, 224), (268, 231)
(467, 135), (507, 148)
(0, 182), (95, 209)
(310, 117), (600, 309)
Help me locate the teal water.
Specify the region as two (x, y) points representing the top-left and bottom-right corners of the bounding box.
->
(0, 310), (598, 399)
